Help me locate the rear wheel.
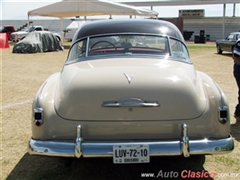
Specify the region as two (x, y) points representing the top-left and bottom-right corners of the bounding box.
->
(217, 44), (222, 54)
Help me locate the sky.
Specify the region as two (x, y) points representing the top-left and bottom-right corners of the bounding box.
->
(0, 0), (239, 20)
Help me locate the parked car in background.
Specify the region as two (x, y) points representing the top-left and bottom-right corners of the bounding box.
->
(28, 19), (234, 164)
(11, 25), (62, 42)
(0, 25), (16, 40)
(216, 32), (240, 54)
(12, 31), (64, 53)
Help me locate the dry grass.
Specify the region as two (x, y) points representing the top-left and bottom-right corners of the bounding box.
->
(1, 43), (240, 180)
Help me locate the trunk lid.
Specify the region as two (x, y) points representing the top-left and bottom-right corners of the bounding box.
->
(54, 58), (206, 120)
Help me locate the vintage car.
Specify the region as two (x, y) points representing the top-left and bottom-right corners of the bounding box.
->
(216, 32), (240, 54)
(28, 19), (234, 164)
(12, 31), (64, 53)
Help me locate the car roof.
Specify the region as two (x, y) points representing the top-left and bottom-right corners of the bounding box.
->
(72, 19), (185, 42)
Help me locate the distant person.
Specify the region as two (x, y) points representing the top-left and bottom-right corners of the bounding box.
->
(233, 39), (240, 119)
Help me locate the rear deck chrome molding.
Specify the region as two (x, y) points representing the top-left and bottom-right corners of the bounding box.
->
(101, 98), (160, 107)
(28, 124), (234, 158)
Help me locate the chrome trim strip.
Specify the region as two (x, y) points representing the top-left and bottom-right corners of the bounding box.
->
(102, 98), (160, 107)
(85, 37), (89, 57)
(167, 36), (173, 56)
(28, 136), (234, 158)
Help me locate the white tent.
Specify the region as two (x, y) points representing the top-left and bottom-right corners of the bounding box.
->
(66, 21), (87, 30)
(28, 0), (159, 18)
(28, 0), (158, 40)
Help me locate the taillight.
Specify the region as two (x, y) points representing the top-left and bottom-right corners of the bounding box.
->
(218, 106), (228, 124)
(34, 108), (44, 126)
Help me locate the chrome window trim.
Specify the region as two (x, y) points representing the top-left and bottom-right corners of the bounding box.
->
(86, 37), (90, 57)
(64, 54), (193, 66)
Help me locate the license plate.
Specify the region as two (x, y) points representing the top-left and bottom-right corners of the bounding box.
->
(113, 145), (149, 164)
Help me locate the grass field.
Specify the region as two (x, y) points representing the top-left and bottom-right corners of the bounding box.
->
(1, 42), (240, 180)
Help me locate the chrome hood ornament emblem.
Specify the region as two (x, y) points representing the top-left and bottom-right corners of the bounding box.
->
(123, 73), (135, 84)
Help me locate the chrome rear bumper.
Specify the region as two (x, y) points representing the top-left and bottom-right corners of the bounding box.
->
(28, 124), (234, 158)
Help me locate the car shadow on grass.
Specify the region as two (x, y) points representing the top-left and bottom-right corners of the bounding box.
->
(6, 154), (214, 180)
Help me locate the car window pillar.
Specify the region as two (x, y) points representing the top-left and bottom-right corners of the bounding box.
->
(86, 37), (90, 57)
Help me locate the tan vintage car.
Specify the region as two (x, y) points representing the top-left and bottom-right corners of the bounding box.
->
(28, 19), (234, 164)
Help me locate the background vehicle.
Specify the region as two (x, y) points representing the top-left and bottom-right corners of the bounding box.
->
(216, 32), (240, 54)
(0, 25), (16, 40)
(12, 31), (64, 53)
(28, 19), (234, 164)
(11, 25), (62, 42)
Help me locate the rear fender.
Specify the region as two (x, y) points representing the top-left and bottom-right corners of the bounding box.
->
(197, 71), (230, 136)
(32, 72), (60, 139)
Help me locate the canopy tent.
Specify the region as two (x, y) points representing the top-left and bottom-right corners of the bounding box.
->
(66, 21), (87, 30)
(28, 0), (158, 41)
(28, 0), (159, 18)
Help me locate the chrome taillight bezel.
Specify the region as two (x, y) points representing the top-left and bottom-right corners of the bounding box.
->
(34, 108), (44, 126)
(218, 106), (228, 124)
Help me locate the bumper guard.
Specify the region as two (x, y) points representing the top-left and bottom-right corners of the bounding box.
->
(28, 124), (234, 158)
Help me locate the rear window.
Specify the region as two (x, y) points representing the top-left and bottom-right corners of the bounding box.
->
(67, 34), (190, 63)
(88, 35), (169, 56)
